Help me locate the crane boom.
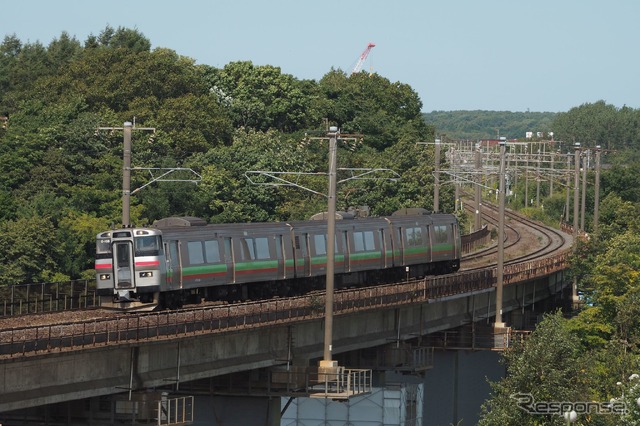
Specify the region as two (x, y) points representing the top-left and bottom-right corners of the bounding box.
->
(351, 42), (376, 74)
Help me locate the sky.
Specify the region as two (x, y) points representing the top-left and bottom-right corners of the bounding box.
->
(2, 0), (639, 113)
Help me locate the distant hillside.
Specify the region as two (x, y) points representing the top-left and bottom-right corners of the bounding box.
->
(423, 110), (557, 140)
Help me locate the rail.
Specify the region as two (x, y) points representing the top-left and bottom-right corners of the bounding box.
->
(0, 249), (570, 359)
(0, 226), (493, 317)
(157, 396), (194, 425)
(269, 366), (373, 400)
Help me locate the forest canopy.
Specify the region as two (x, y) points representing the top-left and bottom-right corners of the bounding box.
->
(2, 26), (640, 286)
(0, 26), (439, 283)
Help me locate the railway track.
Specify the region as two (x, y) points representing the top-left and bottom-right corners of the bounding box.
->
(461, 201), (570, 270)
(0, 247), (571, 359)
(0, 203), (573, 357)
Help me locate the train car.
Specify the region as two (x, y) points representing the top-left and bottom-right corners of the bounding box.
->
(95, 227), (164, 310)
(95, 209), (460, 310)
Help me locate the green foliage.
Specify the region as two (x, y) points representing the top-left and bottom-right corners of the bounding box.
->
(553, 101), (640, 151)
(423, 110), (556, 140)
(88, 25), (151, 52)
(204, 61), (323, 133)
(57, 212), (111, 279)
(479, 311), (587, 426)
(155, 93), (233, 159)
(0, 216), (62, 283)
(320, 70), (429, 150)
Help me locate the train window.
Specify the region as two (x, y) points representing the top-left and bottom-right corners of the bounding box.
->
(96, 239), (111, 255)
(414, 228), (423, 245)
(205, 240), (221, 263)
(240, 238), (255, 260)
(353, 231), (375, 252)
(115, 242), (131, 267)
(434, 225), (448, 243)
(364, 231), (375, 250)
(353, 232), (364, 252)
(240, 237), (270, 260)
(314, 234), (327, 255)
(255, 237), (270, 260)
(275, 235), (283, 259)
(135, 236), (160, 257)
(405, 227), (423, 247)
(187, 241), (205, 265)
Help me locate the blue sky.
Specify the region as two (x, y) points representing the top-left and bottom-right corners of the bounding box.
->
(2, 0), (638, 113)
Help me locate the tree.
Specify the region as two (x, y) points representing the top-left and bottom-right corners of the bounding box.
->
(86, 25), (151, 52)
(57, 212), (111, 279)
(552, 101), (640, 151)
(319, 70), (428, 151)
(0, 216), (62, 283)
(479, 311), (588, 426)
(155, 93), (233, 160)
(204, 61), (323, 132)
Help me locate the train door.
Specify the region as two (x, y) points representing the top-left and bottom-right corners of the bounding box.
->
(396, 226), (405, 265)
(113, 241), (135, 290)
(276, 235), (285, 279)
(224, 237), (235, 283)
(342, 230), (350, 272)
(293, 233), (310, 277)
(379, 229), (387, 268)
(165, 240), (182, 290)
(452, 223), (461, 259)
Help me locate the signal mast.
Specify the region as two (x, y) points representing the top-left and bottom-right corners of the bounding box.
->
(351, 42), (376, 74)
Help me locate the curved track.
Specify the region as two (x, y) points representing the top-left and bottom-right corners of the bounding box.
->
(0, 204), (574, 356)
(461, 201), (570, 271)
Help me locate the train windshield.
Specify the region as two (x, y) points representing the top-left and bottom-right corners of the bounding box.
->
(135, 235), (161, 257)
(96, 238), (112, 257)
(96, 238), (111, 259)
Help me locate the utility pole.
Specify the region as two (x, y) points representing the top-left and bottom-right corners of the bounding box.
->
(495, 138), (507, 330)
(434, 138), (441, 212)
(98, 121), (155, 227)
(594, 146), (601, 235)
(123, 122), (132, 227)
(580, 150), (588, 231)
(474, 146), (482, 231)
(97, 121), (199, 227)
(565, 154), (571, 223)
(572, 143), (581, 306)
(245, 127), (398, 375)
(322, 126), (339, 365)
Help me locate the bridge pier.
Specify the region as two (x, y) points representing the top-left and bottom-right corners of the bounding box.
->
(0, 269), (571, 424)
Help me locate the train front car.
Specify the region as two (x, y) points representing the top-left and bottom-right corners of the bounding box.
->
(95, 228), (164, 311)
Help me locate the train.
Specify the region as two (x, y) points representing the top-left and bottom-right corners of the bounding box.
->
(95, 208), (461, 310)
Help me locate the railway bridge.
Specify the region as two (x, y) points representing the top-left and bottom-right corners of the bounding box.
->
(0, 246), (571, 424)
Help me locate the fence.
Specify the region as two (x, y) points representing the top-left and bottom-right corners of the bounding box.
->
(0, 279), (98, 316)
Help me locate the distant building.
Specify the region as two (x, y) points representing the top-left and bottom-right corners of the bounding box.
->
(525, 131), (554, 140)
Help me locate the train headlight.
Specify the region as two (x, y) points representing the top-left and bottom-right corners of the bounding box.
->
(100, 274), (111, 280)
(139, 271), (153, 278)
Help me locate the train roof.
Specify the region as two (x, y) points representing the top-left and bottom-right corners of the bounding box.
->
(151, 211), (457, 234)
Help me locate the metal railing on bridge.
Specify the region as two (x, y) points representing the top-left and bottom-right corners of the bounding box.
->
(0, 279), (97, 316)
(0, 225), (495, 318)
(0, 250), (570, 359)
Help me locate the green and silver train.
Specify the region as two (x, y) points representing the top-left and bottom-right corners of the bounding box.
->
(95, 208), (461, 310)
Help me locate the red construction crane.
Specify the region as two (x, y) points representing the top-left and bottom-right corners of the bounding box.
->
(351, 42), (376, 74)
